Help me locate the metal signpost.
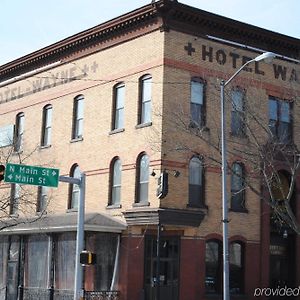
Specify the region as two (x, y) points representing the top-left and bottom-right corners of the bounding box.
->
(3, 163), (85, 300)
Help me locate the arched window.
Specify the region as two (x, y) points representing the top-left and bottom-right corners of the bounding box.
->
(72, 95), (84, 139)
(14, 112), (25, 151)
(112, 83), (125, 130)
(138, 75), (152, 125)
(109, 158), (122, 206)
(136, 153), (149, 204)
(229, 241), (244, 294)
(68, 164), (81, 209)
(190, 78), (205, 128)
(231, 162), (246, 211)
(189, 156), (204, 207)
(205, 240), (222, 294)
(41, 104), (53, 146)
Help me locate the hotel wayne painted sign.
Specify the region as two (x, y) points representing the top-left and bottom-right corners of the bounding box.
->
(0, 42), (298, 104)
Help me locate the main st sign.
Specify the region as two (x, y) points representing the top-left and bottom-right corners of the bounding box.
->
(5, 163), (59, 187)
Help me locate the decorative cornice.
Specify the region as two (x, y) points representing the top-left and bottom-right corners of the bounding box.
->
(0, 0), (299, 82)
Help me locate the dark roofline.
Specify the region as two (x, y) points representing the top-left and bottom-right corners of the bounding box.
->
(0, 0), (299, 82)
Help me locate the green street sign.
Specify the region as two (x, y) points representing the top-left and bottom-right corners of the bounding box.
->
(4, 163), (59, 187)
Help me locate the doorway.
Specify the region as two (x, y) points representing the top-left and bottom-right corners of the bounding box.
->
(144, 235), (180, 300)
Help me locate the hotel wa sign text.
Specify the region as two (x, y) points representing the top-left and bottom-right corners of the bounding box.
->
(4, 163), (59, 187)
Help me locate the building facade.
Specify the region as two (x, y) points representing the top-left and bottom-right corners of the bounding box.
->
(0, 1), (299, 300)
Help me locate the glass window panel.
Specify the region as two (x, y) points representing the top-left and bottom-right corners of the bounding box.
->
(269, 99), (278, 121)
(232, 90), (243, 112)
(37, 186), (48, 212)
(280, 102), (290, 123)
(229, 242), (243, 294)
(112, 186), (121, 205)
(77, 98), (84, 119)
(142, 77), (152, 102)
(189, 157), (202, 185)
(191, 103), (202, 125)
(113, 159), (122, 185)
(278, 122), (291, 144)
(140, 155), (149, 182)
(139, 183), (149, 203)
(116, 86), (125, 109)
(205, 241), (220, 294)
(142, 100), (151, 124)
(115, 107), (124, 129)
(191, 81), (203, 105)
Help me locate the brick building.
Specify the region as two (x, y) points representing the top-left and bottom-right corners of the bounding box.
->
(0, 1), (299, 300)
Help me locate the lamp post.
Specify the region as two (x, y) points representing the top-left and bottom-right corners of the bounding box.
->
(220, 52), (275, 300)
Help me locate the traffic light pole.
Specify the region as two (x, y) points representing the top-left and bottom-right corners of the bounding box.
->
(59, 172), (86, 300)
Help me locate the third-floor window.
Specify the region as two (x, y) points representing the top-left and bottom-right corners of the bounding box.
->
(269, 97), (292, 143)
(72, 95), (84, 140)
(112, 83), (125, 130)
(41, 105), (52, 147)
(190, 78), (205, 128)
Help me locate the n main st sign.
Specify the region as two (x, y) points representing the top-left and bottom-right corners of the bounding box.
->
(4, 163), (59, 188)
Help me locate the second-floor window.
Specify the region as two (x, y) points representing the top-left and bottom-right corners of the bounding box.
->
(269, 97), (292, 143)
(189, 156), (205, 207)
(109, 158), (122, 206)
(136, 154), (149, 204)
(231, 89), (245, 137)
(68, 164), (81, 209)
(72, 95), (84, 140)
(190, 78), (205, 128)
(231, 162), (246, 211)
(41, 105), (52, 147)
(14, 112), (25, 152)
(138, 75), (152, 125)
(112, 83), (125, 130)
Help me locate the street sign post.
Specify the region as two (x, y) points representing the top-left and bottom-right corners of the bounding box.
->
(4, 163), (59, 187)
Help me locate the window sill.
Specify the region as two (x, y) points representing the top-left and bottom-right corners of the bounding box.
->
(230, 132), (248, 139)
(229, 208), (248, 213)
(66, 208), (78, 213)
(70, 137), (83, 143)
(135, 122), (152, 129)
(106, 204), (122, 209)
(40, 145), (51, 150)
(109, 128), (125, 135)
(187, 203), (208, 210)
(132, 201), (150, 207)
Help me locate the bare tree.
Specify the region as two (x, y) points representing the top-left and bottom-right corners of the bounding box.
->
(0, 142), (52, 231)
(154, 74), (300, 235)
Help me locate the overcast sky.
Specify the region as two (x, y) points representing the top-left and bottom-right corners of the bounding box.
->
(0, 0), (299, 66)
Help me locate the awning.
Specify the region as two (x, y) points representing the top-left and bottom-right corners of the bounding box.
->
(0, 212), (127, 235)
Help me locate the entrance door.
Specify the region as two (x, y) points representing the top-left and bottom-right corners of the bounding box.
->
(144, 236), (179, 300)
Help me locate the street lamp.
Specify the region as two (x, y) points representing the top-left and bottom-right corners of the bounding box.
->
(220, 51), (275, 300)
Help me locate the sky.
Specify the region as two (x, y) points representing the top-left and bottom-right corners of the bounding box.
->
(0, 0), (299, 66)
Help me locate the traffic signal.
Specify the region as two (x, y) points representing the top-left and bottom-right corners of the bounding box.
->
(80, 250), (96, 265)
(156, 171), (168, 199)
(0, 165), (5, 182)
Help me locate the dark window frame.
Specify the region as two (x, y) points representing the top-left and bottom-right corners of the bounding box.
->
(112, 83), (125, 131)
(108, 157), (122, 207)
(135, 153), (150, 205)
(188, 155), (205, 208)
(72, 95), (84, 140)
(230, 88), (246, 137)
(268, 96), (293, 144)
(68, 164), (81, 210)
(230, 162), (247, 212)
(190, 77), (206, 128)
(41, 104), (53, 147)
(14, 112), (25, 152)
